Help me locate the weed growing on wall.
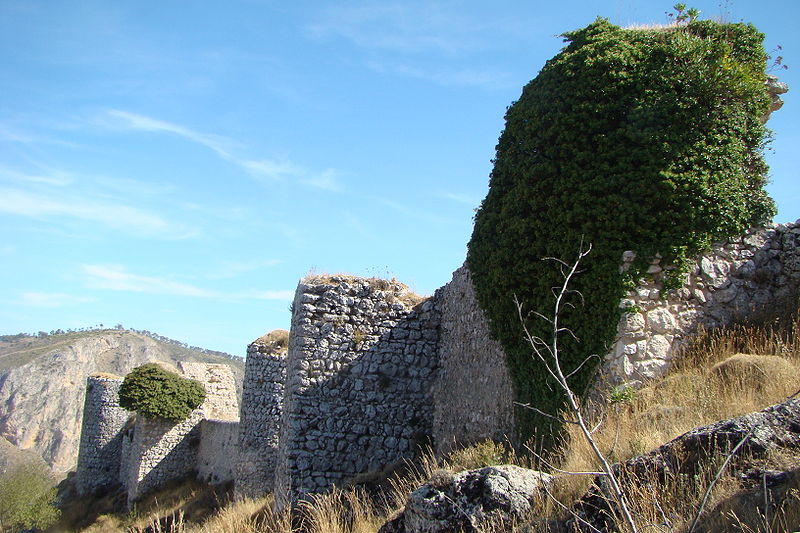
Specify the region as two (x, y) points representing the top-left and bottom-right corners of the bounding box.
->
(467, 17), (775, 441)
(118, 363), (206, 421)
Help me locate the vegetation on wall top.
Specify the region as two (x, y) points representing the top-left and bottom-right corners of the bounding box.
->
(467, 16), (776, 440)
(118, 363), (206, 422)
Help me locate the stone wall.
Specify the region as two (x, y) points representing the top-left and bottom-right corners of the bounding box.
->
(125, 409), (204, 504)
(179, 362), (240, 421)
(274, 276), (439, 508)
(118, 424), (134, 492)
(75, 374), (130, 495)
(124, 362), (240, 504)
(431, 265), (516, 454)
(607, 221), (800, 385)
(234, 333), (287, 500)
(197, 420), (239, 485)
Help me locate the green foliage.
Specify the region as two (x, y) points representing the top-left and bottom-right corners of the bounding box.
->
(0, 460), (60, 532)
(609, 385), (636, 405)
(467, 17), (775, 442)
(118, 363), (206, 421)
(668, 3), (700, 24)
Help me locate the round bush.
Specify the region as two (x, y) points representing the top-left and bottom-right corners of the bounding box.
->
(467, 17), (775, 441)
(118, 363), (206, 421)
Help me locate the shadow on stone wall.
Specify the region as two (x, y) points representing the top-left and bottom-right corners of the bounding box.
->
(274, 278), (439, 507)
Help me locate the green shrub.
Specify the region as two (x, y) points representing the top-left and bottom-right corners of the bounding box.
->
(118, 363), (206, 421)
(467, 17), (775, 442)
(0, 460), (59, 532)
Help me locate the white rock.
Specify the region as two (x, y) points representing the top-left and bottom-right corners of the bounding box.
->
(647, 309), (676, 334)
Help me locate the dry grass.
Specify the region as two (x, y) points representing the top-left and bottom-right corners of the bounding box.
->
(302, 273), (427, 308)
(546, 308), (800, 531)
(254, 329), (289, 350)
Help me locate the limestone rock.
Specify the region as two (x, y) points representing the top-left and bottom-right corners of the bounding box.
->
(574, 398), (800, 531)
(380, 465), (553, 533)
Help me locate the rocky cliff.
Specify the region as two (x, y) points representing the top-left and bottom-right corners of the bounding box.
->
(0, 330), (244, 476)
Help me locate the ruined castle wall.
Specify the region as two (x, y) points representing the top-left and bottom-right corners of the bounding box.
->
(431, 266), (516, 454)
(197, 420), (239, 485)
(75, 374), (130, 495)
(125, 362), (239, 505)
(234, 339), (286, 500)
(125, 409), (204, 504)
(118, 425), (134, 492)
(607, 221), (800, 385)
(274, 276), (439, 508)
(179, 362), (239, 421)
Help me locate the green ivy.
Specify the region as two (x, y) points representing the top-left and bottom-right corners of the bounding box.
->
(467, 17), (774, 442)
(118, 363), (206, 422)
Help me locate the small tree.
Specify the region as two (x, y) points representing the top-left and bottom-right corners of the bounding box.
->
(515, 241), (638, 533)
(118, 364), (206, 421)
(0, 460), (60, 532)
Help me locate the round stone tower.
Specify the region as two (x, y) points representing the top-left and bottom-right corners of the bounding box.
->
(234, 330), (288, 500)
(75, 373), (130, 495)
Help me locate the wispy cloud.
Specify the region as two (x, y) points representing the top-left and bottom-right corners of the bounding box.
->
(377, 197), (457, 225)
(82, 264), (294, 300)
(104, 110), (234, 158)
(302, 169), (343, 192)
(102, 110), (343, 191)
(440, 191), (480, 205)
(365, 61), (513, 90)
(20, 292), (93, 308)
(341, 210), (377, 240)
(206, 259), (283, 280)
(0, 166), (72, 187)
(0, 125), (82, 148)
(306, 2), (488, 55)
(0, 187), (195, 239)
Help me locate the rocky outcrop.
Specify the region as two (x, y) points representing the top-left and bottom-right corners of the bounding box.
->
(380, 465), (553, 533)
(0, 330), (243, 476)
(575, 398), (800, 531)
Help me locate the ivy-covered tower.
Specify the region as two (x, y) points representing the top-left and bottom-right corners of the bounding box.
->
(468, 18), (777, 439)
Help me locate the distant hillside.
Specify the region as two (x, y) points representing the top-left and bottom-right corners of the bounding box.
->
(0, 329), (245, 476)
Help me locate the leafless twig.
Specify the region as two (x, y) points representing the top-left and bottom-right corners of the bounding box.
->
(687, 427), (754, 533)
(515, 239), (640, 533)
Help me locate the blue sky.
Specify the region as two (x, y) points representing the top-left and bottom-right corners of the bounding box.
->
(1, 0), (798, 357)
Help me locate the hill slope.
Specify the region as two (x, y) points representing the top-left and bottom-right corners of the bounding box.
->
(0, 329), (244, 475)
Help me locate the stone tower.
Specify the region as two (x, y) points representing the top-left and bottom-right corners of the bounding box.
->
(234, 330), (288, 500)
(75, 373), (130, 495)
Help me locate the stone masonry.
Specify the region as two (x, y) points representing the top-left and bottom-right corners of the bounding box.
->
(75, 374), (130, 495)
(273, 276), (439, 508)
(125, 362), (239, 505)
(125, 408), (205, 504)
(431, 265), (515, 454)
(607, 220), (800, 385)
(75, 361), (240, 507)
(234, 332), (287, 500)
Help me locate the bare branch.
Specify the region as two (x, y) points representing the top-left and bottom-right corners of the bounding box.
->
(516, 238), (639, 533)
(688, 427), (755, 533)
(541, 482), (605, 533)
(523, 444), (606, 476)
(566, 354), (602, 380)
(514, 402), (578, 425)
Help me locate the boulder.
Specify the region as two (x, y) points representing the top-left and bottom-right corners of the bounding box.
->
(379, 465), (553, 533)
(574, 398), (800, 531)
